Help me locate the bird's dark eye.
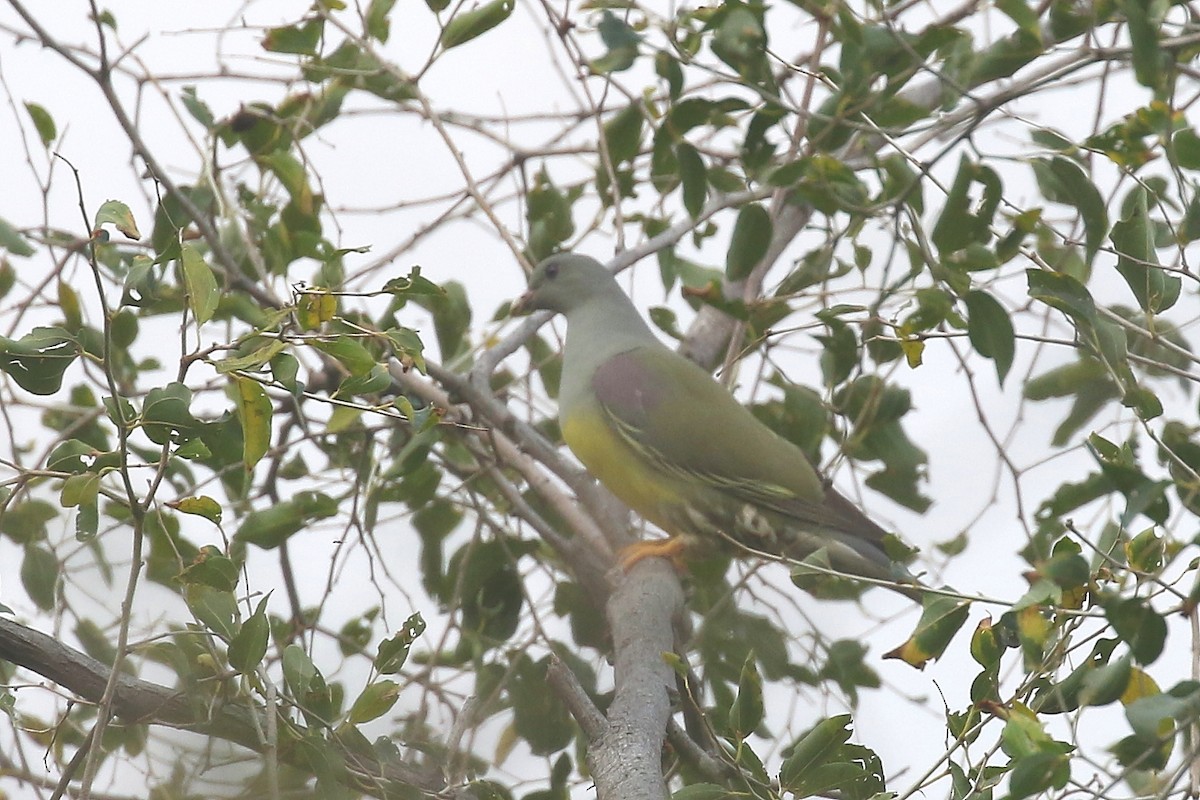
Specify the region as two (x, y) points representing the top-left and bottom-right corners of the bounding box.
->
(544, 263), (559, 279)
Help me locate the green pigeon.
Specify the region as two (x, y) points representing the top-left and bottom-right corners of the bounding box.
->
(513, 253), (920, 599)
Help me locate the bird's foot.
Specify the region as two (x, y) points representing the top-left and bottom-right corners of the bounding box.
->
(618, 537), (688, 571)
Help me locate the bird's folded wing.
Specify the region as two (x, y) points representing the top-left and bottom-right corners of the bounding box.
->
(590, 346), (890, 545)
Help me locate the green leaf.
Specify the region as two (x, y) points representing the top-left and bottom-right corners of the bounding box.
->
(366, 0), (397, 41)
(172, 440), (210, 461)
(1125, 527), (1164, 574)
(75, 503), (97, 542)
(1025, 269), (1096, 325)
(1007, 750), (1071, 800)
(310, 337), (377, 377)
(214, 339), (288, 374)
(1032, 157), (1109, 265)
(335, 364), (391, 399)
(525, 169), (575, 261)
(57, 280), (82, 332)
(711, 4), (772, 88)
(233, 491), (338, 549)
(0, 499), (56, 544)
(381, 265), (444, 298)
(74, 619), (118, 664)
(780, 715), (853, 788)
(232, 376), (272, 472)
(271, 352), (302, 394)
(184, 584), (238, 640)
(180, 86), (215, 129)
(1013, 604), (1052, 668)
(779, 715), (883, 800)
(142, 382), (202, 444)
(1110, 187), (1179, 313)
(75, 500), (98, 543)
(677, 141), (707, 218)
(1000, 702), (1055, 758)
(725, 203), (772, 280)
(649, 126), (680, 195)
(1124, 680), (1200, 749)
(655, 51), (684, 99)
(728, 653), (763, 739)
(602, 103), (643, 165)
(379, 328), (424, 376)
(376, 612), (427, 673)
(965, 290), (1015, 384)
(447, 539), (524, 644)
(439, 0), (514, 49)
(1079, 653), (1134, 708)
(282, 643), (318, 697)
(23, 102), (56, 147)
(1122, 0), (1167, 92)
(181, 244), (219, 325)
(509, 654), (573, 755)
(262, 18), (323, 55)
(228, 596), (271, 674)
(417, 280), (471, 361)
(94, 199), (141, 240)
(818, 639), (880, 703)
(0, 327), (78, 395)
(177, 545), (239, 591)
(590, 11), (641, 73)
(256, 150), (314, 208)
(21, 545), (59, 611)
(47, 439), (99, 474)
(932, 155), (1002, 254)
(1173, 128), (1200, 170)
(0, 216), (35, 257)
(1035, 639), (1123, 713)
(348, 680), (401, 723)
(816, 318), (857, 388)
(969, 617), (1002, 667)
(60, 473), (100, 508)
(996, 0), (1040, 34)
(1105, 597), (1167, 665)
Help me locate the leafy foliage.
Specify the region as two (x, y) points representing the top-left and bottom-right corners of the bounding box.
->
(1, 1), (1200, 799)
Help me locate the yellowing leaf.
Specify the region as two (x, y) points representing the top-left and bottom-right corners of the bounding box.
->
(171, 495), (224, 524)
(884, 592), (971, 669)
(297, 291), (337, 330)
(900, 336), (924, 368)
(232, 376), (272, 471)
(94, 199), (141, 240)
(1121, 666), (1161, 705)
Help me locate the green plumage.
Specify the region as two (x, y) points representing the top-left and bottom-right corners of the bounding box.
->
(513, 253), (919, 598)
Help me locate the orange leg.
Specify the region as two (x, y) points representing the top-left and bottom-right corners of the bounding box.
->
(618, 537), (689, 570)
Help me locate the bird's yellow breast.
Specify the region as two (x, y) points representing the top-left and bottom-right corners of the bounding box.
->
(561, 407), (681, 533)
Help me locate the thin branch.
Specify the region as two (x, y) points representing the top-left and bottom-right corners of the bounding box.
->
(547, 655), (607, 742)
(0, 615), (447, 796)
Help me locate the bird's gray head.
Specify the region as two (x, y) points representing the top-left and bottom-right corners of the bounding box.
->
(512, 253), (620, 316)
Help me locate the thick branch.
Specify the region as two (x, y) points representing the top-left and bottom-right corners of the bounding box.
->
(0, 616), (445, 795)
(588, 559), (686, 800)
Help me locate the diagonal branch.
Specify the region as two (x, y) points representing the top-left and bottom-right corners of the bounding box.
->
(0, 615), (446, 797)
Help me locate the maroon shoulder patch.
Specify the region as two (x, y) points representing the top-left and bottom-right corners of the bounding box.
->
(591, 349), (665, 420)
